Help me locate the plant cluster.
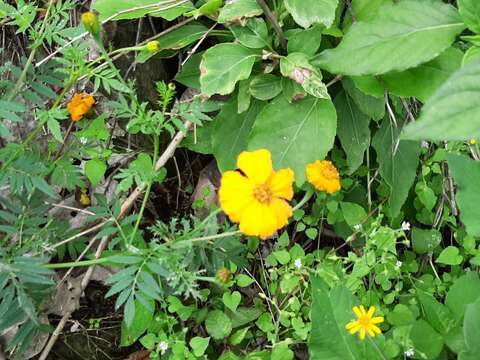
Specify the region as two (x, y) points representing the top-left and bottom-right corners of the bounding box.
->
(1, 0), (480, 359)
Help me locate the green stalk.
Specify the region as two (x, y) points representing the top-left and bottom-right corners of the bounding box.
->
(292, 188), (314, 211)
(44, 257), (110, 269)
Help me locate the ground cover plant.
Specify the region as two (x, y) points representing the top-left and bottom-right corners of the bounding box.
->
(1, 0), (480, 359)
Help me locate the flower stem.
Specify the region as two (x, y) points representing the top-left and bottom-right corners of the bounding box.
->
(44, 257), (110, 269)
(293, 188), (314, 211)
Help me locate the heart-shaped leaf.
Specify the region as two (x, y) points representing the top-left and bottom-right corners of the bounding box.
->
(223, 291), (241, 312)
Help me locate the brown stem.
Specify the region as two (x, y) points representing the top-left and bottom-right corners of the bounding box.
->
(256, 0), (287, 50)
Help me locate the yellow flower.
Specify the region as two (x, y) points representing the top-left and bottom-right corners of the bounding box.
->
(470, 138), (477, 145)
(346, 305), (384, 340)
(67, 93), (95, 122)
(219, 149), (294, 240)
(306, 160), (340, 194)
(146, 40), (160, 53)
(81, 12), (100, 36)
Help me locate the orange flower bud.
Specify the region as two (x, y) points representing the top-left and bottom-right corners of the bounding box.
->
(216, 267), (231, 283)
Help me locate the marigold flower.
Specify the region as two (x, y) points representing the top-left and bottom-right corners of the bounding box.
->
(67, 93), (95, 122)
(219, 149), (294, 240)
(306, 160), (340, 194)
(146, 40), (160, 53)
(346, 305), (384, 340)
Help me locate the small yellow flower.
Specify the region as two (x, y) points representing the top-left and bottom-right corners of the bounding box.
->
(78, 188), (91, 206)
(81, 12), (100, 36)
(146, 40), (160, 53)
(306, 160), (341, 194)
(470, 138), (477, 145)
(219, 149), (294, 240)
(346, 305), (384, 340)
(67, 93), (95, 122)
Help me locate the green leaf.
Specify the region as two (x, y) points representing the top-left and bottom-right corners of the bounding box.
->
(159, 23), (209, 50)
(459, 0), (480, 33)
(124, 295), (136, 328)
(309, 277), (380, 360)
(417, 290), (455, 335)
(85, 158), (107, 187)
(372, 118), (421, 218)
(340, 202), (367, 228)
(334, 91), (370, 173)
(410, 320), (444, 360)
(218, 0), (262, 24)
(446, 154), (480, 236)
(230, 18), (271, 49)
(342, 78), (384, 121)
(229, 327), (250, 345)
(402, 59), (480, 141)
(285, 0), (339, 28)
(190, 336), (210, 357)
(461, 298), (480, 358)
(230, 306), (263, 328)
(93, 0), (194, 21)
(223, 291), (241, 312)
(249, 74), (282, 101)
(248, 96), (337, 185)
(381, 47), (463, 103)
(273, 250), (291, 265)
(271, 343), (294, 360)
(200, 43), (259, 96)
(256, 313), (275, 333)
(121, 299), (153, 346)
(175, 52), (202, 89)
(140, 333), (156, 350)
(286, 24), (323, 57)
(436, 246), (463, 266)
(205, 310), (232, 339)
(446, 273), (480, 322)
(47, 117), (63, 142)
(77, 115), (109, 141)
(212, 99), (264, 171)
(236, 274), (254, 287)
(412, 227), (441, 254)
(314, 0), (464, 75)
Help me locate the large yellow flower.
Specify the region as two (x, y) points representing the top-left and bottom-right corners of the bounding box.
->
(346, 305), (384, 340)
(219, 149), (294, 240)
(306, 160), (341, 194)
(67, 93), (95, 122)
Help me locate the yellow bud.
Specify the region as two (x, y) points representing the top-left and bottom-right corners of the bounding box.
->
(168, 83), (176, 91)
(81, 12), (100, 37)
(216, 267), (231, 284)
(470, 139), (477, 145)
(146, 40), (160, 53)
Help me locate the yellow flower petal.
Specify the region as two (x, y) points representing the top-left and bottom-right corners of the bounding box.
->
(353, 306), (362, 318)
(359, 328), (366, 340)
(367, 327), (375, 337)
(268, 168), (294, 200)
(359, 305), (367, 316)
(237, 149), (273, 184)
(270, 198), (292, 229)
(349, 324), (361, 334)
(371, 324), (382, 334)
(306, 160), (341, 194)
(371, 316), (384, 324)
(367, 306), (376, 318)
(239, 202), (278, 240)
(219, 171), (255, 222)
(345, 321), (358, 330)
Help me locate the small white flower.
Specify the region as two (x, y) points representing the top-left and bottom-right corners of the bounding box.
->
(401, 221), (411, 231)
(421, 141), (429, 149)
(353, 224), (362, 231)
(404, 348), (415, 357)
(396, 261), (402, 268)
(159, 341), (169, 353)
(79, 137), (88, 145)
(294, 259), (302, 269)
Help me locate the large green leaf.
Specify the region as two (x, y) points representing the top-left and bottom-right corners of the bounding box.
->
(446, 154), (480, 236)
(248, 96), (337, 185)
(446, 273), (480, 322)
(417, 290), (455, 335)
(372, 118), (421, 218)
(309, 277), (381, 360)
(93, 0), (194, 21)
(285, 0), (339, 29)
(200, 43), (259, 96)
(410, 320), (444, 359)
(461, 298), (480, 359)
(459, 0), (480, 33)
(314, 0), (464, 76)
(230, 18), (271, 49)
(217, 0), (262, 24)
(213, 99), (264, 171)
(334, 91), (370, 174)
(402, 59), (480, 141)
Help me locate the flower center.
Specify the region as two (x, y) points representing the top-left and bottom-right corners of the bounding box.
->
(253, 184), (272, 204)
(358, 316), (370, 327)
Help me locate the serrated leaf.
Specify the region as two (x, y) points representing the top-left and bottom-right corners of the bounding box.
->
(200, 43), (259, 96)
(248, 96), (336, 185)
(285, 0), (338, 29)
(314, 0), (464, 76)
(47, 117), (63, 142)
(85, 158), (107, 187)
